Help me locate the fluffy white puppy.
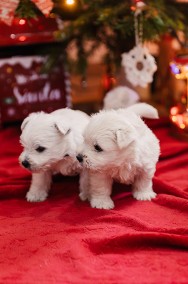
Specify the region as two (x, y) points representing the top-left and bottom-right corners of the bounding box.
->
(76, 103), (160, 210)
(19, 108), (90, 202)
(103, 86), (139, 110)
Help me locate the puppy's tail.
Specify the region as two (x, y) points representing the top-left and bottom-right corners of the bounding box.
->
(126, 103), (159, 119)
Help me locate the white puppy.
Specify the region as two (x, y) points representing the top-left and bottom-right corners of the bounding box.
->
(77, 103), (160, 209)
(19, 108), (90, 202)
(103, 86), (139, 110)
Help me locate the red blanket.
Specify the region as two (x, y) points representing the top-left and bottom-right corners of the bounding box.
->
(0, 119), (188, 283)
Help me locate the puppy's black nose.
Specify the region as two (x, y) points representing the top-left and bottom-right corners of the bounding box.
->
(76, 154), (83, 163)
(22, 160), (30, 169)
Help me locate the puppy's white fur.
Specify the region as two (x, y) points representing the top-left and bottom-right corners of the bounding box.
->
(19, 108), (90, 202)
(103, 86), (139, 110)
(77, 103), (160, 209)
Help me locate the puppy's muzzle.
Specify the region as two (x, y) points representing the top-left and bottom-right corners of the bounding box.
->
(22, 159), (31, 169)
(76, 154), (83, 163)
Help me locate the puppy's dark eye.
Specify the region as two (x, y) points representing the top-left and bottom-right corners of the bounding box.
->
(94, 144), (103, 152)
(36, 146), (46, 153)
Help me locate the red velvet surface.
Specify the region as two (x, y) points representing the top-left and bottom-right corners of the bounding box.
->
(0, 119), (188, 283)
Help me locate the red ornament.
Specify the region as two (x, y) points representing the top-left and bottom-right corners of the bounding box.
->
(131, 0), (146, 14)
(102, 73), (116, 93)
(132, 0), (145, 3)
(0, 15), (61, 46)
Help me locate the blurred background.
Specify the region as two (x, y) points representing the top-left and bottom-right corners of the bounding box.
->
(1, 0), (188, 125)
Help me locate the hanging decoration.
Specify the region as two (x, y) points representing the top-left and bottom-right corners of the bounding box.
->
(32, 0), (54, 16)
(0, 0), (54, 26)
(121, 1), (157, 88)
(0, 1), (20, 26)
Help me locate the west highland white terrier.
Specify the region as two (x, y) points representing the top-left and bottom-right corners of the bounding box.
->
(76, 103), (160, 209)
(19, 108), (90, 202)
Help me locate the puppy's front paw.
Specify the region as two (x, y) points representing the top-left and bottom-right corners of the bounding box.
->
(79, 192), (89, 201)
(26, 190), (48, 202)
(132, 190), (157, 201)
(90, 197), (114, 210)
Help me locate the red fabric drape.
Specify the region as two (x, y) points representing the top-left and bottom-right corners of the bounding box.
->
(0, 119), (188, 283)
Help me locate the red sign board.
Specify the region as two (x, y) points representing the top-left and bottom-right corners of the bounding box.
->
(0, 53), (71, 124)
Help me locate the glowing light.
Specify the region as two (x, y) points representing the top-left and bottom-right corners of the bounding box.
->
(170, 106), (179, 116)
(65, 0), (75, 5)
(19, 19), (26, 25)
(171, 116), (177, 122)
(130, 6), (136, 11)
(170, 55), (188, 122)
(170, 63), (180, 75)
(19, 36), (26, 42)
(7, 108), (16, 117)
(170, 55), (188, 139)
(180, 123), (185, 129)
(170, 110), (188, 132)
(170, 59), (188, 80)
(10, 34), (16, 39)
(6, 67), (12, 74)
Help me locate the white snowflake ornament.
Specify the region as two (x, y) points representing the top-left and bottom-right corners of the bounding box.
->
(121, 45), (157, 88)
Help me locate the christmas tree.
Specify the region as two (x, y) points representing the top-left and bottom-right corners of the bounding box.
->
(56, 0), (188, 72)
(1, 0), (188, 74)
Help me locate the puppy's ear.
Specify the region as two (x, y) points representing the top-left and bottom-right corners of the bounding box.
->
(21, 112), (41, 131)
(54, 121), (70, 135)
(115, 127), (136, 149)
